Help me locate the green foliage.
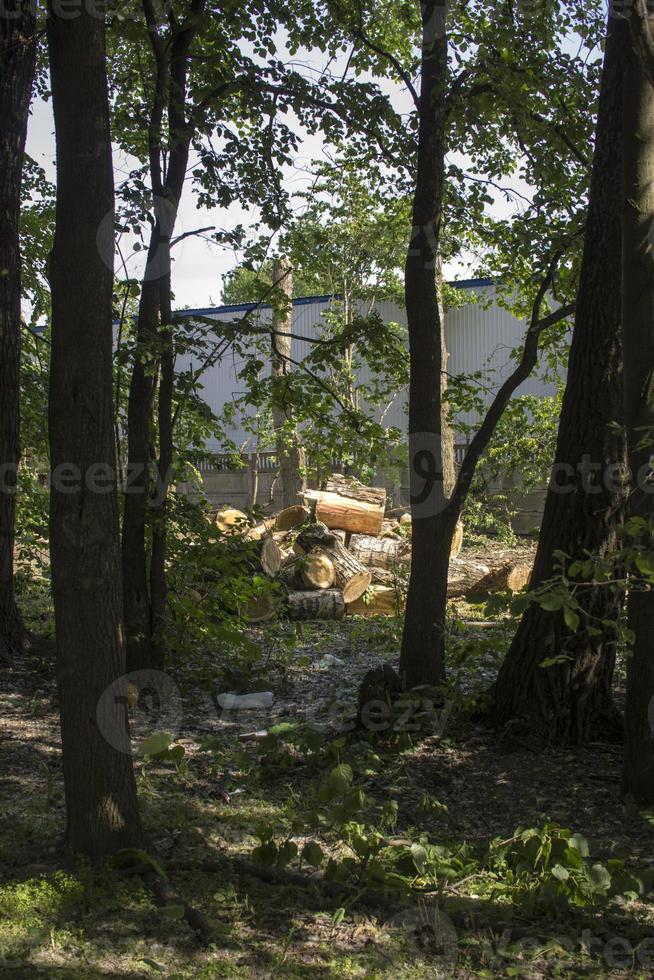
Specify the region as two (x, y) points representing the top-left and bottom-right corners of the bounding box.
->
(487, 825), (644, 913)
(220, 261), (328, 305)
(164, 493), (282, 688)
(511, 514), (654, 657)
(463, 393), (560, 539)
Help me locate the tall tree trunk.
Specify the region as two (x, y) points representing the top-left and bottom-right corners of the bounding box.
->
(0, 1), (35, 660)
(399, 0), (454, 689)
(123, 2), (204, 671)
(493, 16), (628, 744)
(48, 2), (143, 855)
(399, 2), (578, 692)
(271, 256), (306, 507)
(122, 244), (160, 671)
(621, 6), (654, 802)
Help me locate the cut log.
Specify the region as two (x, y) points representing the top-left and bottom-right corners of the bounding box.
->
(295, 523), (371, 603)
(349, 534), (409, 570)
(445, 555), (532, 597)
(475, 561), (532, 594)
(303, 490), (385, 536)
(243, 592), (276, 623)
(258, 537), (282, 577)
(300, 552), (335, 589)
(324, 473), (386, 507)
(245, 505), (309, 541)
(446, 557), (492, 598)
(370, 566), (396, 585)
(346, 585), (404, 617)
(275, 504), (310, 532)
(212, 507), (248, 534)
(281, 551), (335, 590)
(246, 517), (276, 542)
(350, 522), (462, 567)
(286, 589), (345, 621)
(279, 546), (295, 567)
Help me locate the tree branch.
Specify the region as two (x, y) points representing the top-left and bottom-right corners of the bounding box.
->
(448, 257), (574, 516)
(170, 225), (214, 247)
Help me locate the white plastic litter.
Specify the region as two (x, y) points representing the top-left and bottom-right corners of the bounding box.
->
(316, 654), (344, 669)
(216, 691), (273, 710)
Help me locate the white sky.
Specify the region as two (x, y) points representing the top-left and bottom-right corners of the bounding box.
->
(26, 74), (416, 312)
(24, 24), (556, 314)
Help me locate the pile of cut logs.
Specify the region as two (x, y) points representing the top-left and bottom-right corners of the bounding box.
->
(210, 474), (532, 622)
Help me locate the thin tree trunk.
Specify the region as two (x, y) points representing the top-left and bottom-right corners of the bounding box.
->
(621, 7), (654, 802)
(399, 1), (452, 689)
(149, 269), (174, 669)
(48, 2), (143, 856)
(123, 1), (204, 671)
(493, 17), (628, 744)
(122, 251), (160, 671)
(437, 257), (456, 498)
(0, 1), (35, 660)
(271, 256), (306, 507)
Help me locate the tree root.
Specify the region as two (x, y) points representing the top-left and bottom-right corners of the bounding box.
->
(142, 870), (214, 945)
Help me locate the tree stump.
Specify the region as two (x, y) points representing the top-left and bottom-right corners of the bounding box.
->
(356, 664), (402, 730)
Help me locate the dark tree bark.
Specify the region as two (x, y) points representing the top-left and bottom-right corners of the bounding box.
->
(0, 1), (35, 660)
(149, 267), (174, 669)
(123, 0), (205, 672)
(399, 3), (581, 692)
(399, 0), (454, 689)
(271, 256), (306, 507)
(493, 16), (628, 745)
(398, 2), (566, 688)
(48, 1), (144, 856)
(621, 3), (654, 802)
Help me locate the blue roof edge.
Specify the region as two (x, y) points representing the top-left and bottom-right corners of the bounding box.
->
(176, 278), (494, 320)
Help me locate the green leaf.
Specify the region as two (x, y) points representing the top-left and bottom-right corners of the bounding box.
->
(252, 840), (278, 866)
(277, 840), (298, 868)
(540, 595), (563, 612)
(161, 904), (185, 919)
(301, 841), (324, 868)
(563, 606), (580, 632)
(568, 833), (589, 858)
(332, 907), (346, 928)
(327, 764), (353, 794)
(140, 731), (173, 757)
(410, 843), (428, 874)
(586, 863), (611, 891)
(551, 863), (569, 881)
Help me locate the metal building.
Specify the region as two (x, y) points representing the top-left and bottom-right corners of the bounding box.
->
(175, 277), (561, 453)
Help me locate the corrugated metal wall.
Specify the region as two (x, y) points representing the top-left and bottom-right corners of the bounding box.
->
(174, 283), (562, 451)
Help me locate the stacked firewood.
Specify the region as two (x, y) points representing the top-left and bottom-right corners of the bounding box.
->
(210, 474), (533, 622)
